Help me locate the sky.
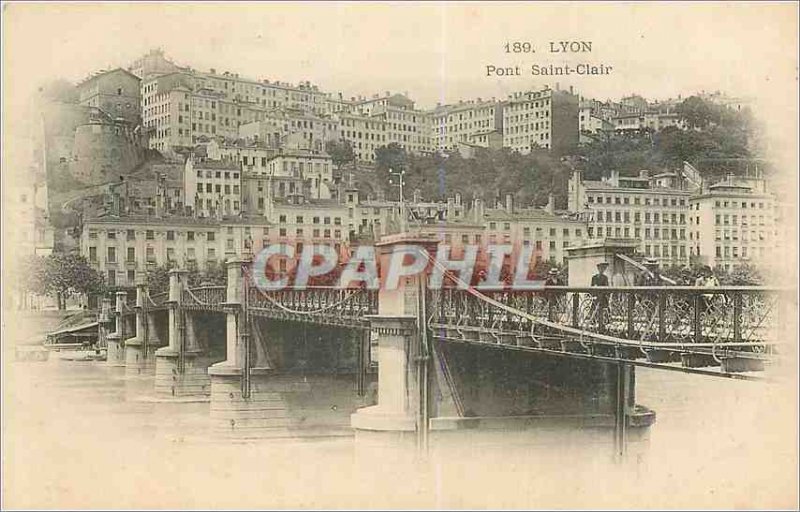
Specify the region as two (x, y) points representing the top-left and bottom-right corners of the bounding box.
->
(2, 2), (798, 165)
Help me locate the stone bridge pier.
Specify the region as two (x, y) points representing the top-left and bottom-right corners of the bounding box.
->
(97, 297), (113, 351)
(153, 269), (211, 398)
(124, 275), (165, 376)
(208, 258), (375, 437)
(105, 291), (128, 367)
(351, 233), (653, 443)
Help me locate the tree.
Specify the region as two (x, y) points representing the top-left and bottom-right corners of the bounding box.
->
(146, 264), (173, 296)
(21, 253), (106, 309)
(325, 140), (355, 171)
(676, 96), (715, 130)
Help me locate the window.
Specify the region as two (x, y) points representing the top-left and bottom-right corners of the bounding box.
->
(107, 230), (116, 240)
(187, 231), (194, 241)
(89, 246), (97, 262)
(146, 230), (154, 240)
(549, 228), (556, 237)
(107, 270), (116, 287)
(127, 270), (136, 283)
(127, 247), (135, 262)
(207, 232), (215, 241)
(107, 247), (116, 263)
(167, 248), (175, 261)
(167, 230), (175, 241)
(127, 229), (135, 241)
(146, 247), (155, 263)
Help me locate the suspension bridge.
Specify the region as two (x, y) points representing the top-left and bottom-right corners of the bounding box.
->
(46, 235), (789, 452)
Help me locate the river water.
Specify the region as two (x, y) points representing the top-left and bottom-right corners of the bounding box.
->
(2, 337), (797, 509)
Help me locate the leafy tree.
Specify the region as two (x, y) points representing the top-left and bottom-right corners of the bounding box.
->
(676, 96), (715, 130)
(146, 264), (173, 296)
(325, 140), (355, 170)
(20, 253), (105, 309)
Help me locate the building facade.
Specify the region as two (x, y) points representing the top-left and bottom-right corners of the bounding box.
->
(689, 175), (777, 271)
(503, 86), (579, 154)
(77, 68), (141, 126)
(568, 169), (692, 266)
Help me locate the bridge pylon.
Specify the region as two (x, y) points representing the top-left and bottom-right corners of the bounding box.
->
(154, 268), (209, 397)
(105, 291), (128, 367)
(124, 273), (162, 375)
(208, 256), (279, 436)
(351, 233), (440, 435)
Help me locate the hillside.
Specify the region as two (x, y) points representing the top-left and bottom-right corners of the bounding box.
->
(350, 96), (767, 210)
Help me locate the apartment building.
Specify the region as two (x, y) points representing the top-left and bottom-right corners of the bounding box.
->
(81, 216), (226, 287)
(141, 63), (342, 153)
(568, 169), (692, 266)
(335, 112), (388, 163)
(478, 196), (587, 266)
(503, 86), (579, 154)
(354, 93), (433, 155)
(689, 175), (777, 271)
(77, 68), (141, 126)
(203, 138), (278, 176)
(431, 99), (503, 152)
(239, 109), (340, 153)
(184, 156), (243, 218)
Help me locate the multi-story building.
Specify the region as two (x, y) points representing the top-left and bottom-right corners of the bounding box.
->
(335, 112), (387, 163)
(353, 93), (433, 155)
(503, 86), (579, 154)
(239, 109), (340, 153)
(568, 169), (693, 266)
(127, 48), (183, 80)
(689, 174), (777, 271)
(77, 68), (141, 126)
(203, 138), (278, 176)
(81, 216), (226, 287)
(140, 58), (346, 154)
(184, 156), (242, 218)
(478, 195), (587, 266)
(431, 99), (503, 152)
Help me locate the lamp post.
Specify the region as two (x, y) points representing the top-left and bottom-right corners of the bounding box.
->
(389, 168), (407, 232)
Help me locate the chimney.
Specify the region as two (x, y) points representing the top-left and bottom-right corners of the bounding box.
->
(473, 198), (485, 222)
(610, 169), (620, 186)
(545, 193), (555, 214)
(111, 188), (120, 216)
(505, 194), (514, 214)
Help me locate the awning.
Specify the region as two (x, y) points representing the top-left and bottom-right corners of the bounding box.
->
(47, 321), (99, 337)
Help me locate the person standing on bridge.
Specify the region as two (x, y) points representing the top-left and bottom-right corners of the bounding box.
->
(636, 258), (663, 287)
(591, 262), (610, 333)
(545, 268), (562, 286)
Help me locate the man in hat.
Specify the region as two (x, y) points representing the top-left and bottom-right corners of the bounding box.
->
(591, 262), (610, 332)
(545, 268), (562, 286)
(636, 258), (662, 286)
(591, 262), (610, 287)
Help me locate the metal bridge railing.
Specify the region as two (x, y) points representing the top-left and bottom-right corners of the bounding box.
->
(247, 286), (378, 326)
(428, 286), (784, 356)
(147, 291), (169, 308)
(182, 286), (227, 310)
